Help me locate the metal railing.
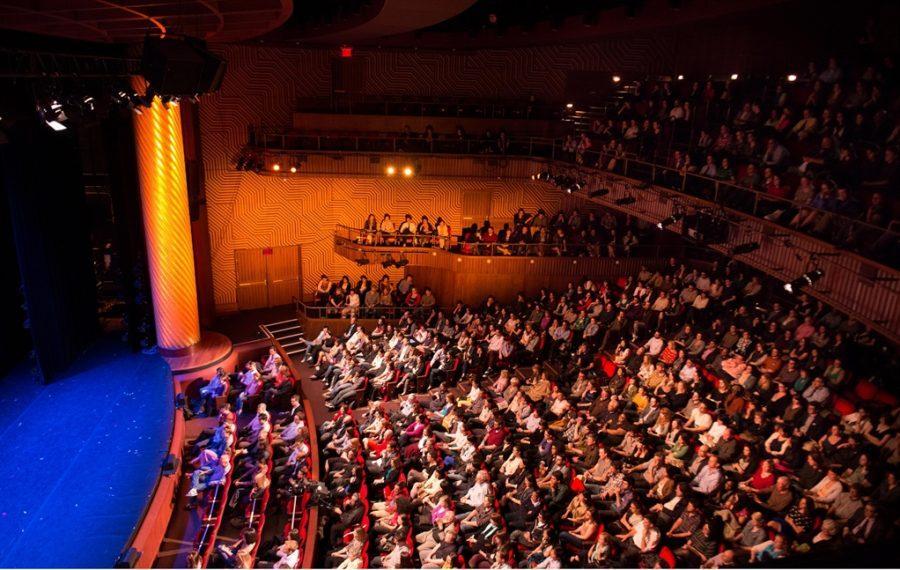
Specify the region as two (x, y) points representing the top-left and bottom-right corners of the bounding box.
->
(295, 299), (436, 320)
(298, 94), (565, 121)
(334, 224), (728, 261)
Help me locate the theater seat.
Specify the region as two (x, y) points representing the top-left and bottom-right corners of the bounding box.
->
(832, 396), (856, 416)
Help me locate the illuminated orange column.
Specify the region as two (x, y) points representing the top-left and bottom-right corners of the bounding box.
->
(133, 94), (201, 351)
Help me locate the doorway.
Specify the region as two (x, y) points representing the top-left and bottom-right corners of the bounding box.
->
(234, 245), (301, 310)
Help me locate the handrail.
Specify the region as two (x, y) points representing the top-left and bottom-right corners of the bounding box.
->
(334, 224), (720, 260)
(296, 300), (434, 320)
(246, 128), (897, 267)
(259, 326), (319, 570)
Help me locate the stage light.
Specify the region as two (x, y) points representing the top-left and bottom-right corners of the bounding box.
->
(565, 103), (574, 109)
(590, 189), (610, 198)
(656, 213), (684, 229)
(382, 258), (395, 269)
(614, 196), (636, 206)
(784, 269), (824, 294)
(677, 74), (684, 80)
(385, 165), (397, 176)
(730, 242), (760, 255)
(612, 75), (622, 83)
(290, 166), (297, 173)
(402, 166), (414, 177)
(395, 258), (409, 268)
(356, 256), (370, 266)
(787, 74), (797, 82)
(730, 73), (739, 80)
(272, 163), (281, 172)
(45, 120), (67, 131)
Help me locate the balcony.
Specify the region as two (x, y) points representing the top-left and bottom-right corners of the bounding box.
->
(240, 130), (900, 344)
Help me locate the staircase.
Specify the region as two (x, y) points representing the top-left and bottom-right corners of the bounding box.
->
(260, 317), (305, 357)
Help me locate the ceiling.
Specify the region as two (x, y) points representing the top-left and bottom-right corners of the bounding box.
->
(0, 0), (807, 48)
(0, 0), (292, 43)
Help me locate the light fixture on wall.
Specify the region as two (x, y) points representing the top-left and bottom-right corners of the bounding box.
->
(656, 212), (684, 229)
(402, 165), (414, 177)
(385, 164), (396, 176)
(784, 269), (824, 294)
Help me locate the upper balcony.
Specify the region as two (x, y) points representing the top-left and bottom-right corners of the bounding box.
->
(238, 128), (900, 344)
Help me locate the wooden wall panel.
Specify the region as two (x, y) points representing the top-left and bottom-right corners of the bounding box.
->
(206, 175), (568, 312)
(406, 256), (665, 306)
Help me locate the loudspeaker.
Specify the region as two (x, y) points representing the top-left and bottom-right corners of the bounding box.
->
(115, 547), (141, 568)
(141, 37), (226, 95)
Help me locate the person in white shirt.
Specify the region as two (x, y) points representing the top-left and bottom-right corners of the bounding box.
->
(685, 402), (713, 432)
(644, 332), (665, 356)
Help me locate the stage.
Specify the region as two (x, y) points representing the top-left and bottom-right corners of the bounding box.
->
(0, 338), (174, 568)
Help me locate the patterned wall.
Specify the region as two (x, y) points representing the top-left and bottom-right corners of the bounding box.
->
(200, 40), (673, 312)
(206, 174), (579, 311)
(199, 23), (820, 313)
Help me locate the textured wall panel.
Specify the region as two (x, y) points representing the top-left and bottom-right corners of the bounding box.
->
(205, 173), (572, 311)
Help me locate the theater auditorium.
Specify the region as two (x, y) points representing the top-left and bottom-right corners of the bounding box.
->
(0, 0), (899, 568)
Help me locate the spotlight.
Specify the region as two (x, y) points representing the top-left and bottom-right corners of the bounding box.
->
(730, 242), (760, 255)
(730, 73), (739, 80)
(272, 163), (281, 172)
(614, 196), (636, 206)
(402, 166), (414, 177)
(356, 256), (370, 266)
(534, 171), (552, 182)
(784, 269), (824, 294)
(382, 257), (396, 269)
(290, 166), (297, 173)
(787, 74), (797, 82)
(385, 165), (396, 176)
(677, 74), (684, 80)
(590, 189), (610, 198)
(565, 103), (574, 109)
(395, 258), (409, 268)
(612, 75), (622, 83)
(656, 213), (684, 229)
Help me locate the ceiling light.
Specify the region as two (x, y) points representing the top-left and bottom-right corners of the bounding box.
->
(787, 74), (797, 82)
(565, 103), (574, 109)
(612, 75), (622, 83)
(677, 74), (684, 80)
(730, 73), (739, 80)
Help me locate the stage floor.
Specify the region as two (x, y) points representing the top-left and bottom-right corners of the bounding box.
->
(0, 338), (173, 568)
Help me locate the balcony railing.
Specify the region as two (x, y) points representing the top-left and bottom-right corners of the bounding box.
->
(247, 127), (898, 268)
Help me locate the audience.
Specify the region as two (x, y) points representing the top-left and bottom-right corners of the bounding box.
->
(311, 257), (898, 568)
